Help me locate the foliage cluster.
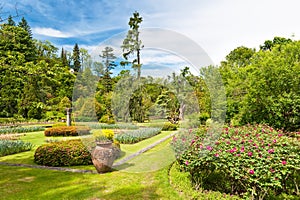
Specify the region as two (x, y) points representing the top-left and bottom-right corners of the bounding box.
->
(114, 128), (161, 144)
(0, 126), (45, 134)
(93, 129), (114, 142)
(161, 122), (178, 131)
(44, 126), (90, 137)
(34, 139), (92, 166)
(0, 140), (33, 156)
(173, 125), (300, 199)
(220, 38), (300, 131)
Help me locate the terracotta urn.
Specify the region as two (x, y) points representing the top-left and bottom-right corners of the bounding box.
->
(91, 141), (118, 173)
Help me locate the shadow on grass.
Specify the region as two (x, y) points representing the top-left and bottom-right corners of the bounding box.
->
(0, 165), (166, 200)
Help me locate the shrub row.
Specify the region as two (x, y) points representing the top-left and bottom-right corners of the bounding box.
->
(44, 126), (90, 137)
(34, 139), (92, 166)
(0, 126), (45, 134)
(0, 140), (33, 157)
(114, 128), (161, 144)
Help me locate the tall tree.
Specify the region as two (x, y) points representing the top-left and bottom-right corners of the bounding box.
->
(6, 15), (15, 26)
(18, 17), (32, 38)
(72, 43), (81, 72)
(99, 46), (117, 93)
(121, 11), (143, 79)
(60, 47), (68, 67)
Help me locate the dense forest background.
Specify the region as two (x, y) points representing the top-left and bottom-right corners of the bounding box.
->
(1, 16), (300, 131)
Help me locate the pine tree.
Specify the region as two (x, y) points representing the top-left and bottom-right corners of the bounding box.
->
(61, 47), (68, 67)
(18, 17), (32, 38)
(99, 46), (117, 93)
(7, 15), (16, 26)
(72, 43), (81, 72)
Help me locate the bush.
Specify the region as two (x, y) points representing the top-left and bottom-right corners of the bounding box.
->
(0, 140), (33, 156)
(162, 122), (178, 131)
(0, 126), (45, 134)
(34, 139), (92, 166)
(114, 128), (161, 144)
(175, 125), (300, 199)
(99, 114), (115, 124)
(44, 126), (90, 137)
(93, 129), (114, 142)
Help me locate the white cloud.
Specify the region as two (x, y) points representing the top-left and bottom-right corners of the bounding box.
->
(32, 27), (73, 38)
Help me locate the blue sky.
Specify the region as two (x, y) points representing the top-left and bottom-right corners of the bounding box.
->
(2, 0), (300, 75)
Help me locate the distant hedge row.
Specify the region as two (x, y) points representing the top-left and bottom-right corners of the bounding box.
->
(44, 126), (90, 137)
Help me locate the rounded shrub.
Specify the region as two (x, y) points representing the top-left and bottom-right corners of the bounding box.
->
(44, 126), (90, 137)
(34, 139), (92, 167)
(162, 122), (178, 131)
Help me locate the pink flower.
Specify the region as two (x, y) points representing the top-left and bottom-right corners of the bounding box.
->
(249, 169), (254, 174)
(185, 161), (189, 165)
(225, 127), (229, 131)
(248, 152), (253, 157)
(273, 139), (277, 143)
(278, 134), (283, 137)
(189, 129), (193, 133)
(270, 168), (275, 173)
(268, 149), (274, 154)
(206, 146), (213, 151)
(282, 160), (287, 165)
(226, 141), (231, 145)
(240, 146), (245, 153)
(248, 140), (253, 143)
(214, 153), (219, 157)
(236, 154), (241, 157)
(190, 139), (195, 145)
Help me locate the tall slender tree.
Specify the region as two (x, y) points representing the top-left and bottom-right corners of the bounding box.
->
(72, 43), (81, 72)
(121, 11), (143, 79)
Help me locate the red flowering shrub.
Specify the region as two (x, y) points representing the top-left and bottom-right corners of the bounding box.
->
(173, 125), (300, 199)
(44, 126), (90, 137)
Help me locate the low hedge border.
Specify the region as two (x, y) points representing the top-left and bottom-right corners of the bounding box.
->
(44, 126), (90, 137)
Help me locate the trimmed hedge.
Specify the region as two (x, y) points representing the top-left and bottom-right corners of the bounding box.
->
(34, 139), (92, 166)
(44, 126), (90, 137)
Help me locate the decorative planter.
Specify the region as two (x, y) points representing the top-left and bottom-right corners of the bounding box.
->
(91, 141), (119, 173)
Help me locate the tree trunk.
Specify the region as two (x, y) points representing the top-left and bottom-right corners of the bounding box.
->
(179, 103), (186, 120)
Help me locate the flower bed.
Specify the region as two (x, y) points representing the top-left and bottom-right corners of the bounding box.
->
(173, 125), (300, 199)
(114, 128), (161, 144)
(0, 126), (45, 134)
(0, 140), (33, 156)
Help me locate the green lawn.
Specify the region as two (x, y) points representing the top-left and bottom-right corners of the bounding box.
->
(0, 128), (185, 199)
(0, 164), (182, 200)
